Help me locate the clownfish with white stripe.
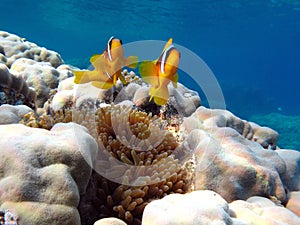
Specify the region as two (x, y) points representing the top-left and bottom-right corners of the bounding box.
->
(139, 38), (180, 105)
(73, 36), (138, 89)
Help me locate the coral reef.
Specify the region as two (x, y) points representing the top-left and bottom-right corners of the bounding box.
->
(0, 31), (63, 68)
(0, 123), (98, 225)
(0, 63), (36, 108)
(0, 104), (32, 125)
(286, 191), (300, 217)
(230, 196), (300, 224)
(93, 217), (127, 225)
(182, 106), (299, 203)
(10, 58), (73, 108)
(1, 30), (299, 225)
(276, 149), (300, 191)
(142, 190), (237, 225)
(183, 106), (278, 148)
(142, 190), (300, 225)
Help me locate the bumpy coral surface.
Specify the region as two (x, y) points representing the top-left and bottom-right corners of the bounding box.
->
(182, 106), (299, 203)
(0, 63), (36, 108)
(142, 190), (237, 225)
(0, 31), (63, 68)
(230, 196), (300, 224)
(286, 191), (300, 217)
(0, 123), (98, 225)
(0, 104), (32, 125)
(10, 58), (73, 108)
(142, 190), (300, 225)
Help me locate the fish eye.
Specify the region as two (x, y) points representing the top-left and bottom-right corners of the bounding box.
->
(119, 39), (123, 45)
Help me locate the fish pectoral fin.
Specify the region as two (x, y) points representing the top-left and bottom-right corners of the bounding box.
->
(73, 70), (89, 84)
(91, 81), (114, 89)
(149, 86), (169, 106)
(124, 55), (139, 68)
(139, 61), (158, 86)
(172, 72), (179, 88)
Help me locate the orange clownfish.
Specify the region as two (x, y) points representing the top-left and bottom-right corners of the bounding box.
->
(73, 36), (138, 89)
(139, 38), (180, 105)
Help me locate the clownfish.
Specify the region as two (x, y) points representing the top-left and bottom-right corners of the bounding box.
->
(73, 36), (138, 89)
(139, 38), (180, 105)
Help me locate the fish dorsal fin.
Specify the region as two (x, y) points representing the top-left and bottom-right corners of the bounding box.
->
(162, 38), (173, 53)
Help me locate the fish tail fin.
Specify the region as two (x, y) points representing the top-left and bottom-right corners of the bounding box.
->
(139, 61), (158, 86)
(73, 70), (87, 84)
(124, 55), (139, 68)
(149, 86), (169, 106)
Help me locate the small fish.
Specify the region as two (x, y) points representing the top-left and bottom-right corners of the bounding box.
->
(139, 38), (180, 105)
(73, 36), (138, 89)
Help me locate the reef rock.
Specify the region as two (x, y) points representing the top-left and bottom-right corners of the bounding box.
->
(50, 77), (114, 111)
(10, 58), (73, 107)
(142, 191), (300, 225)
(0, 31), (63, 68)
(286, 191), (300, 217)
(182, 106), (297, 203)
(229, 196), (300, 224)
(168, 83), (201, 117)
(93, 217), (127, 225)
(0, 104), (32, 124)
(0, 123), (98, 225)
(276, 149), (300, 191)
(249, 122), (278, 149)
(0, 63), (36, 108)
(142, 190), (239, 225)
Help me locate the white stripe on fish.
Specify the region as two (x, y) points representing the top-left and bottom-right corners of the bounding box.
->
(107, 36), (114, 62)
(160, 44), (175, 74)
(105, 71), (113, 80)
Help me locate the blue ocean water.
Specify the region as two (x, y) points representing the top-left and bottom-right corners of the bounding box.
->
(1, 0), (300, 119)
